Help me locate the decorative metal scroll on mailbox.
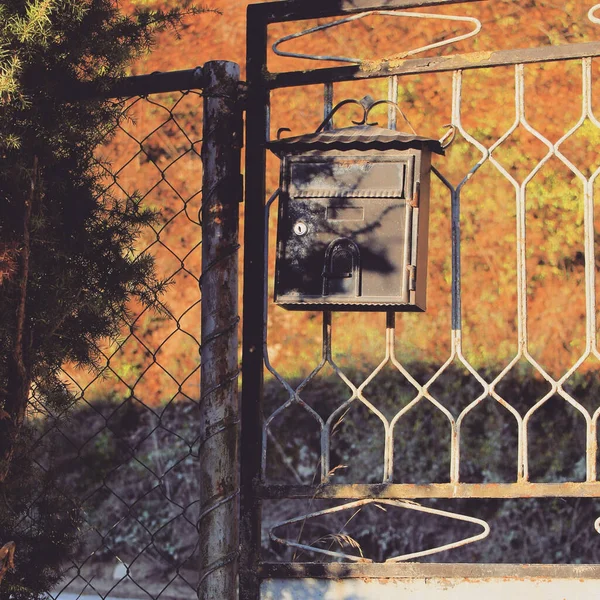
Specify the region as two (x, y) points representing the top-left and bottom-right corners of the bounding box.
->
(268, 99), (446, 311)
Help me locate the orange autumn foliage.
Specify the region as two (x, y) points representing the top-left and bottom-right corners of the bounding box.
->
(66, 1), (600, 405)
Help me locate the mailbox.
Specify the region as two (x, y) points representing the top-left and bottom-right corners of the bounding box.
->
(269, 116), (444, 311)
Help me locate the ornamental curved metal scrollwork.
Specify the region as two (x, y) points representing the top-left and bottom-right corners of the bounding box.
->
(588, 4), (600, 24)
(272, 10), (482, 66)
(270, 498), (490, 563)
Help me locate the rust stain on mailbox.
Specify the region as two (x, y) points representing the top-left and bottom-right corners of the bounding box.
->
(268, 124), (444, 311)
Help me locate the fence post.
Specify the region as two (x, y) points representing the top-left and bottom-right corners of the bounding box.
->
(199, 60), (242, 600)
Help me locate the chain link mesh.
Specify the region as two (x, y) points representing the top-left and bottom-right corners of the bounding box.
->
(26, 88), (205, 599)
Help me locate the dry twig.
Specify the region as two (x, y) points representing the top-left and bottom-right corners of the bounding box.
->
(0, 541), (16, 586)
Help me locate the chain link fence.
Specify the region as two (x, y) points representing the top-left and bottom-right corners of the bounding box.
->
(26, 86), (207, 599)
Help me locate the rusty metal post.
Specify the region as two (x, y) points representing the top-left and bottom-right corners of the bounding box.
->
(199, 60), (242, 600)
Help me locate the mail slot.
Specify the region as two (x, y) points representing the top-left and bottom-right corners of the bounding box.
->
(268, 115), (444, 311)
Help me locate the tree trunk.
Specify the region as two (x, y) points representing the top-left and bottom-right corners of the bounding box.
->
(0, 158), (35, 483)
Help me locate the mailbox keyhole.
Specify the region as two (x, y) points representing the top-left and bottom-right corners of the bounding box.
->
(293, 221), (308, 236)
(323, 238), (361, 297)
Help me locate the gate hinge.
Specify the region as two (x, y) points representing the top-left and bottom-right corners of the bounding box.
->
(408, 265), (416, 291)
(410, 181), (420, 208)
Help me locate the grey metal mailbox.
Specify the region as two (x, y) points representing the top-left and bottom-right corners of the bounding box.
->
(269, 120), (444, 311)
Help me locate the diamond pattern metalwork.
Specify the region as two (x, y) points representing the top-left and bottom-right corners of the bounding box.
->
(263, 58), (600, 561)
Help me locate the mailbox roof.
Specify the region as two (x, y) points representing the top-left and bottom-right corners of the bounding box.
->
(268, 125), (445, 156)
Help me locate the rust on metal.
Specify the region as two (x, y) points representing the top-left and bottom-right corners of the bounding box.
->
(268, 41), (600, 89)
(363, 49), (495, 73)
(199, 60), (243, 600)
(260, 481), (600, 499)
(244, 1), (600, 595)
(259, 562), (600, 580)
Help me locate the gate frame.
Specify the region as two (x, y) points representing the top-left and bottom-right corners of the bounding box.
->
(240, 1), (600, 598)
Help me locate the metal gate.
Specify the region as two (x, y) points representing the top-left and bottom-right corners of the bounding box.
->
(240, 0), (600, 597)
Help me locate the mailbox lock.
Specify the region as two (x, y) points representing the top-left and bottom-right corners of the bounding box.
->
(293, 221), (308, 236)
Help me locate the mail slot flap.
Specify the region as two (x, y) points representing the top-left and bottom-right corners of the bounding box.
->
(288, 155), (413, 198)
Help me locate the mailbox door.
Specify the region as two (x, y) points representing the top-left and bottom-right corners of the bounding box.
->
(274, 150), (428, 310)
